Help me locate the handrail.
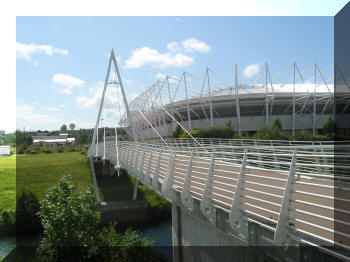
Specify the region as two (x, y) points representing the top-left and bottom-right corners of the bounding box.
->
(88, 139), (350, 261)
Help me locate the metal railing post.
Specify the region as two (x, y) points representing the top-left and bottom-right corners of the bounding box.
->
(229, 149), (248, 241)
(181, 151), (194, 209)
(161, 151), (176, 198)
(144, 149), (153, 186)
(274, 149), (296, 247)
(152, 149), (162, 191)
(139, 145), (146, 181)
(200, 152), (216, 223)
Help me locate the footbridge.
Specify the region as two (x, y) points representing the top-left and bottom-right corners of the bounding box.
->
(88, 50), (350, 262)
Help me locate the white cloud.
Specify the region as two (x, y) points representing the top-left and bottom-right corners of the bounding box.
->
(53, 74), (85, 88)
(181, 38), (211, 53)
(243, 63), (261, 78)
(45, 104), (67, 112)
(52, 74), (85, 95)
(16, 42), (69, 61)
(156, 73), (167, 79)
(167, 41), (181, 53)
(17, 103), (63, 130)
(124, 47), (194, 69)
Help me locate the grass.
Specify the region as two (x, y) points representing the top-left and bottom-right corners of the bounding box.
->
(0, 156), (16, 211)
(16, 152), (92, 200)
(96, 171), (171, 219)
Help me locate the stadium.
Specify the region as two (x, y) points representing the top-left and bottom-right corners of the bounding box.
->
(120, 63), (350, 140)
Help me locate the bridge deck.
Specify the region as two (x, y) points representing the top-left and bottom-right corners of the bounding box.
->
(89, 139), (350, 260)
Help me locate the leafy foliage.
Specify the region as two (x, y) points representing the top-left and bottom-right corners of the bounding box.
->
(38, 175), (167, 262)
(254, 118), (287, 140)
(172, 125), (184, 138)
(323, 117), (338, 137)
(60, 124), (68, 133)
(180, 129), (199, 139)
(16, 192), (42, 235)
(0, 209), (15, 235)
(69, 123), (75, 131)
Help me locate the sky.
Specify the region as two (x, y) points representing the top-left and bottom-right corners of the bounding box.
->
(13, 7), (345, 132)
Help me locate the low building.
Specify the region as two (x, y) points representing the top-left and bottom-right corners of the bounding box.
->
(33, 134), (75, 146)
(0, 146), (11, 156)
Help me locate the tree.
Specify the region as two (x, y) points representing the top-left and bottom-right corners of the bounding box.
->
(69, 123), (75, 131)
(38, 176), (165, 262)
(323, 117), (338, 137)
(60, 124), (67, 133)
(39, 175), (100, 261)
(254, 118), (286, 140)
(172, 125), (184, 138)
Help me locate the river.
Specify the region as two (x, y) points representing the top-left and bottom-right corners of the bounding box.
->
(0, 219), (173, 260)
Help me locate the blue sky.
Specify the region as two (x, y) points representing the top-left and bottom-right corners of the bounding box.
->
(16, 15), (337, 131)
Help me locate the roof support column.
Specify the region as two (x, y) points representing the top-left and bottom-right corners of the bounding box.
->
(184, 73), (192, 130)
(292, 62), (296, 136)
(313, 63), (317, 135)
(235, 64), (242, 136)
(265, 63), (269, 126)
(207, 68), (214, 126)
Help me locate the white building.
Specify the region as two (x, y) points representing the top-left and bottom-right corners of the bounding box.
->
(33, 134), (75, 146)
(0, 146), (11, 156)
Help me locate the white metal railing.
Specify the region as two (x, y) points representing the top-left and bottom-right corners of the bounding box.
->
(88, 139), (350, 261)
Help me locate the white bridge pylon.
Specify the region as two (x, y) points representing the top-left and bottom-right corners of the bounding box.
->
(89, 49), (141, 200)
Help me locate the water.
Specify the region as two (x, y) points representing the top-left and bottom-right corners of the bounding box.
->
(0, 219), (172, 260)
(0, 236), (15, 259)
(139, 219), (173, 260)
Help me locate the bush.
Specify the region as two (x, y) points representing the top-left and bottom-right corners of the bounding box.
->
(0, 209), (16, 235)
(180, 129), (200, 139)
(45, 150), (52, 154)
(57, 148), (64, 153)
(254, 118), (287, 140)
(172, 125), (184, 138)
(198, 126), (235, 139)
(312, 135), (329, 141)
(295, 130), (312, 141)
(323, 117), (338, 137)
(16, 192), (42, 235)
(37, 176), (167, 262)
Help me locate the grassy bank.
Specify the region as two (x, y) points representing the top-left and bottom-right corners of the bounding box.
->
(97, 171), (171, 220)
(16, 152), (92, 200)
(0, 156), (16, 211)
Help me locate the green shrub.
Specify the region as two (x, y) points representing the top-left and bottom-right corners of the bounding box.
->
(254, 118), (287, 140)
(180, 129), (200, 139)
(197, 126), (235, 139)
(312, 135), (329, 141)
(295, 130), (312, 141)
(0, 209), (16, 235)
(172, 125), (184, 138)
(16, 192), (42, 235)
(57, 148), (64, 153)
(323, 117), (338, 137)
(37, 175), (166, 262)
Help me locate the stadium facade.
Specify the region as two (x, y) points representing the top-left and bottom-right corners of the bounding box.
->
(120, 63), (350, 140)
